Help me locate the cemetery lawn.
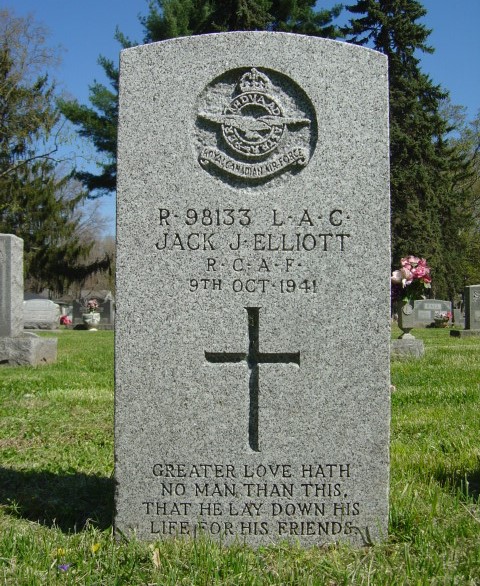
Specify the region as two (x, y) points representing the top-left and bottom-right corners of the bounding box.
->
(0, 329), (479, 585)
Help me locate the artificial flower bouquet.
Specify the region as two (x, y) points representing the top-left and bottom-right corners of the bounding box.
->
(86, 299), (99, 313)
(434, 310), (452, 327)
(391, 256), (431, 302)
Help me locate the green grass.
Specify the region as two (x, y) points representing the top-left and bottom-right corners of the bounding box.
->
(1, 328), (479, 584)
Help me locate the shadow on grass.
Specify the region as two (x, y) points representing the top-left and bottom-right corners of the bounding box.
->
(435, 468), (480, 501)
(0, 466), (114, 532)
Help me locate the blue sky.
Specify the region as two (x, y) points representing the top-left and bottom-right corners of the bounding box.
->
(7, 1), (480, 234)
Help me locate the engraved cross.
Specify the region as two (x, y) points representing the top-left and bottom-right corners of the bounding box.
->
(205, 307), (300, 452)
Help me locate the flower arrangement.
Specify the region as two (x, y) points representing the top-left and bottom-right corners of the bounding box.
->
(86, 299), (99, 313)
(434, 310), (452, 327)
(391, 256), (431, 302)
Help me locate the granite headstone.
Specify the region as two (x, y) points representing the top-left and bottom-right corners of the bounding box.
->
(23, 299), (60, 329)
(451, 284), (480, 337)
(465, 285), (480, 330)
(453, 308), (465, 328)
(0, 235), (57, 366)
(414, 299), (451, 327)
(115, 32), (391, 546)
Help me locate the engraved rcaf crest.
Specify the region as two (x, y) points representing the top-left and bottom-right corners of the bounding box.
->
(195, 67), (317, 185)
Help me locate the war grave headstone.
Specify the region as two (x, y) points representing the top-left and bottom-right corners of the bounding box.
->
(23, 299), (61, 329)
(0, 234), (57, 365)
(115, 32), (391, 547)
(451, 285), (480, 338)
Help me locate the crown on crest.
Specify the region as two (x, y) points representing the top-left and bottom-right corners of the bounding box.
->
(239, 68), (271, 93)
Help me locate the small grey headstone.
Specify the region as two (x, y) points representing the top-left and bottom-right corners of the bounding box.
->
(0, 235), (23, 338)
(453, 308), (465, 328)
(23, 299), (60, 329)
(101, 299), (115, 325)
(414, 299), (451, 327)
(115, 32), (391, 547)
(451, 284), (480, 337)
(0, 235), (57, 366)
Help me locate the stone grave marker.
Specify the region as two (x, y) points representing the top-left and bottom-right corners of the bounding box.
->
(115, 32), (391, 547)
(414, 299), (452, 327)
(0, 235), (23, 339)
(465, 285), (480, 330)
(453, 308), (465, 328)
(0, 234), (57, 365)
(23, 299), (60, 329)
(72, 300), (86, 325)
(101, 298), (115, 327)
(451, 284), (480, 337)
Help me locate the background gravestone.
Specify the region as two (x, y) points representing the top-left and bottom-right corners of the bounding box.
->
(0, 235), (23, 339)
(0, 234), (57, 366)
(451, 284), (480, 337)
(23, 299), (60, 330)
(414, 299), (452, 327)
(115, 32), (391, 547)
(465, 285), (480, 330)
(453, 308), (465, 328)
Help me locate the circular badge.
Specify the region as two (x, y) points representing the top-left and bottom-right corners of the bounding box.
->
(195, 67), (317, 186)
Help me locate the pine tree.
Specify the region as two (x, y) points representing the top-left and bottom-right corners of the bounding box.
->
(58, 56), (119, 196)
(60, 1), (342, 197)
(0, 16), (57, 185)
(439, 103), (480, 294)
(344, 0), (471, 299)
(141, 0), (342, 39)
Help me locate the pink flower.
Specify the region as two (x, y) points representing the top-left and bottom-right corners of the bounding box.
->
(406, 255), (420, 265)
(86, 299), (99, 312)
(411, 265), (427, 278)
(392, 255), (432, 298)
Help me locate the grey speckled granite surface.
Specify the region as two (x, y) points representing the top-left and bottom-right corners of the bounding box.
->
(115, 32), (391, 547)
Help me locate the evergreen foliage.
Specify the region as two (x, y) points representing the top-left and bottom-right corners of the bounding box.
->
(0, 17), (57, 182)
(141, 0), (343, 39)
(441, 103), (480, 289)
(57, 56), (119, 197)
(344, 0), (476, 299)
